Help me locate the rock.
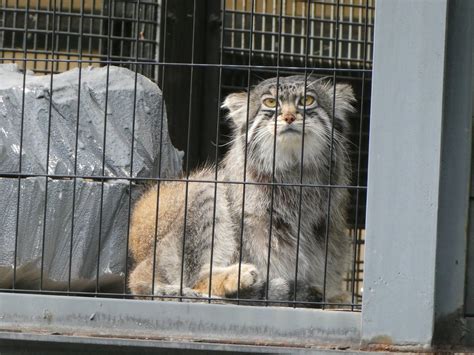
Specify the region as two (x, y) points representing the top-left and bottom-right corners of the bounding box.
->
(0, 63), (182, 178)
(0, 65), (182, 292)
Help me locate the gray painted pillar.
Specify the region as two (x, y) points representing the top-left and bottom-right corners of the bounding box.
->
(433, 0), (473, 345)
(362, 0), (473, 348)
(466, 9), (474, 319)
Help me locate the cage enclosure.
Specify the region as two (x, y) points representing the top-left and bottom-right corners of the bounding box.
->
(1, 0), (474, 352)
(0, 0), (373, 308)
(0, 0), (374, 309)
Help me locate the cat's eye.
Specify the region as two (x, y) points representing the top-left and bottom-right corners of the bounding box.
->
(298, 95), (316, 107)
(263, 97), (277, 108)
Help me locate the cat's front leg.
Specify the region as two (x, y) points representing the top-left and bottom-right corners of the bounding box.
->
(192, 263), (263, 297)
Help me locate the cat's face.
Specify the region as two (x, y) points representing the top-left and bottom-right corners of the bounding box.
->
(223, 75), (356, 173)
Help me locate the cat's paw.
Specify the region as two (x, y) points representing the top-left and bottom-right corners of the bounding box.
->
(153, 285), (204, 302)
(223, 263), (261, 295)
(239, 264), (261, 289)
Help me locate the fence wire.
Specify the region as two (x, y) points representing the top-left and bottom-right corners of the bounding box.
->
(0, 0), (373, 310)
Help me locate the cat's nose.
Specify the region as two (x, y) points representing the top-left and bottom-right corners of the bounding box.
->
(282, 113), (296, 124)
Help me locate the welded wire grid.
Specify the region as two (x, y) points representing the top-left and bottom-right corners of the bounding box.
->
(0, 0), (160, 77)
(220, 0), (373, 306)
(223, 0), (373, 68)
(0, 0), (373, 310)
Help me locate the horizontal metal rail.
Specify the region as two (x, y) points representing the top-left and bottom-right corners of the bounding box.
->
(0, 56), (372, 72)
(0, 172), (367, 190)
(0, 293), (361, 348)
(0, 332), (364, 354)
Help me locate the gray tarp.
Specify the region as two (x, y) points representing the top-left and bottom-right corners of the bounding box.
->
(0, 64), (182, 292)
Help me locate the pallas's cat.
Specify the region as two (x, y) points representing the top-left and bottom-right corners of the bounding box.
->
(128, 75), (355, 305)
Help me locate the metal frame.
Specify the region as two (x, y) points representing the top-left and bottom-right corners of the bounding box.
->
(0, 0), (372, 307)
(0, 333), (360, 354)
(466, 6), (474, 319)
(0, 0), (473, 352)
(0, 293), (359, 348)
(362, 0), (473, 349)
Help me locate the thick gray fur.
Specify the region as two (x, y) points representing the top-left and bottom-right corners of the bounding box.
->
(130, 75), (355, 304)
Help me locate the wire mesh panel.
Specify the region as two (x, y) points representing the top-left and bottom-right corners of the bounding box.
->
(0, 0), (160, 77)
(0, 0), (373, 311)
(223, 0), (373, 67)
(218, 0), (373, 303)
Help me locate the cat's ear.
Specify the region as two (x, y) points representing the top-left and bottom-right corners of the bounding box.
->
(222, 92), (247, 112)
(222, 92), (248, 126)
(332, 83), (356, 120)
(321, 82), (356, 134)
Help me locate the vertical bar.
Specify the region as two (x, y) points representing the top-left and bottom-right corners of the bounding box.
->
(44, 0), (51, 71)
(66, 0), (72, 71)
(11, 0), (19, 62)
(264, 0), (283, 303)
(337, 4), (342, 67)
(145, 2), (151, 73)
(318, 1), (323, 60)
(153, 0), (161, 81)
(95, 0), (113, 294)
(32, 0), (40, 72)
(241, 0), (245, 52)
(55, 0), (61, 72)
(299, 1), (305, 63)
(150, 0), (169, 299)
(321, 0), (340, 307)
(98, 0), (105, 63)
(179, 0), (198, 298)
(110, 0), (116, 63)
(0, 0), (5, 63)
(262, 0), (266, 54)
(356, 0), (362, 62)
(433, 0), (473, 345)
(207, 0), (227, 302)
(362, 0), (472, 347)
(468, 33), (474, 313)
(236, 0), (255, 302)
(350, 0), (369, 308)
(12, 0), (30, 290)
(328, 1), (334, 62)
(467, 78), (474, 316)
(88, 0), (94, 57)
(39, 0), (57, 291)
(348, 0), (353, 66)
(281, 0), (286, 57)
(119, 0), (126, 64)
(56, 3), (61, 72)
(250, 0), (255, 55)
(231, 0), (236, 49)
(138, 3), (145, 64)
(123, 0), (141, 297)
(271, 0), (276, 59)
(293, 0), (312, 306)
(289, 0), (294, 60)
(366, 0), (372, 64)
(68, 0), (85, 293)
